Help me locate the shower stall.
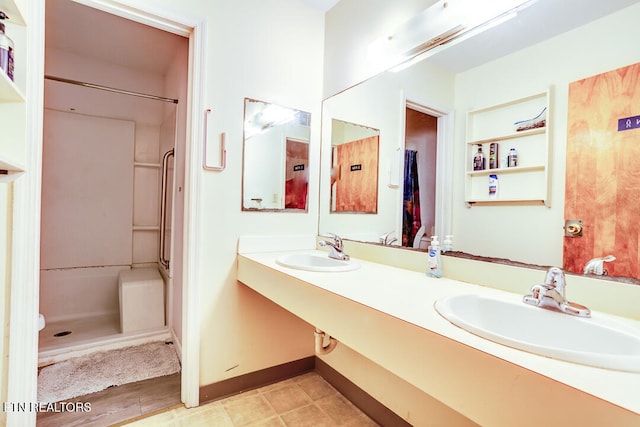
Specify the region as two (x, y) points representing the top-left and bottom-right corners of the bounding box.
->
(38, 36), (188, 364)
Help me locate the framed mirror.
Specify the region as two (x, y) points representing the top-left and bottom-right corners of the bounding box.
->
(319, 0), (640, 281)
(242, 98), (311, 211)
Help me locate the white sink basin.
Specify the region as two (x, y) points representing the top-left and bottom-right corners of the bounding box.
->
(435, 293), (640, 372)
(276, 253), (360, 272)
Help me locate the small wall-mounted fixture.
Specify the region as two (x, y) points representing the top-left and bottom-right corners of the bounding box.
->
(564, 219), (583, 237)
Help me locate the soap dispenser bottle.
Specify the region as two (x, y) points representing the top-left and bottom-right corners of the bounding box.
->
(443, 235), (453, 253)
(427, 236), (442, 278)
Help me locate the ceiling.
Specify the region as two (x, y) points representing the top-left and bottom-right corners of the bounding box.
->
(426, 0), (640, 73)
(45, 0), (187, 74)
(46, 0), (637, 80)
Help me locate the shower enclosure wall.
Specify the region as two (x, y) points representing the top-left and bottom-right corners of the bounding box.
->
(38, 45), (186, 364)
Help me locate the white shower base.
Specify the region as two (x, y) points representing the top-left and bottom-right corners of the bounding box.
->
(38, 313), (170, 366)
(38, 265), (171, 366)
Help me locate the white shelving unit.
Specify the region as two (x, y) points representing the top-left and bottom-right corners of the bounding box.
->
(464, 89), (551, 206)
(0, 0), (27, 181)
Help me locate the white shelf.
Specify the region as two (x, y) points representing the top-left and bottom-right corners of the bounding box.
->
(464, 89), (551, 206)
(467, 127), (546, 145)
(466, 164), (545, 177)
(0, 153), (25, 182)
(0, 67), (25, 102)
(0, 0), (28, 179)
(0, 0), (27, 26)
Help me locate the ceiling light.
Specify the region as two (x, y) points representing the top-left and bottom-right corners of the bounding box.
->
(368, 0), (537, 70)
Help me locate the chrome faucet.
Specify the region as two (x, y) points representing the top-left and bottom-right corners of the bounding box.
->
(584, 255), (616, 275)
(380, 231), (397, 245)
(319, 233), (350, 261)
(523, 267), (591, 317)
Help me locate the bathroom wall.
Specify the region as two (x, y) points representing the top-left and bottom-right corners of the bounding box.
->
(323, 0), (437, 97)
(117, 0), (326, 386)
(321, 64), (455, 241)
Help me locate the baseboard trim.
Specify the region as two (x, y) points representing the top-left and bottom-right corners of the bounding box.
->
(199, 356), (409, 426)
(199, 356), (315, 404)
(315, 357), (411, 427)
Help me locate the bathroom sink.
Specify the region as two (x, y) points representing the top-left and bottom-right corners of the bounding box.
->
(434, 293), (640, 372)
(276, 253), (360, 272)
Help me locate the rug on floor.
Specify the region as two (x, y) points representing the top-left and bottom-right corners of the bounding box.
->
(37, 341), (181, 403)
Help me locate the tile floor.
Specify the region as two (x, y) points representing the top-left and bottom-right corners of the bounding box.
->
(121, 372), (379, 427)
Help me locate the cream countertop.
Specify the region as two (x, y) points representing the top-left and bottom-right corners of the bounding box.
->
(237, 248), (640, 417)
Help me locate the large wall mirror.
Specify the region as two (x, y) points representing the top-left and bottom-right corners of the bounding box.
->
(242, 98), (311, 211)
(319, 0), (640, 281)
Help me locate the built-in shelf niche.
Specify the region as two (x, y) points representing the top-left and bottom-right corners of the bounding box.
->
(464, 89), (551, 207)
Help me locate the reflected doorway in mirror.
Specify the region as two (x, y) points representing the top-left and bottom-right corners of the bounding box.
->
(402, 107), (438, 248)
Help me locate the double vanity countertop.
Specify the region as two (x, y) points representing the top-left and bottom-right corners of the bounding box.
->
(237, 246), (640, 421)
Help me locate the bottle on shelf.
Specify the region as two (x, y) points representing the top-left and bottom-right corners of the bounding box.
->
(473, 144), (485, 171)
(0, 11), (14, 81)
(507, 147), (518, 167)
(489, 143), (498, 169)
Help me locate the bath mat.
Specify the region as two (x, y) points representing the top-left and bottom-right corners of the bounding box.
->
(37, 341), (181, 403)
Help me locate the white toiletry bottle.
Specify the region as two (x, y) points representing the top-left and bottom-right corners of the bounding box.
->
(507, 147), (518, 167)
(489, 174), (498, 199)
(427, 236), (442, 278)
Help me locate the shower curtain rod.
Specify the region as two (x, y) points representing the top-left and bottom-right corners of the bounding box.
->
(45, 75), (179, 104)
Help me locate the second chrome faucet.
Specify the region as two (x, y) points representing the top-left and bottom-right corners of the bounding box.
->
(319, 233), (350, 261)
(523, 267), (591, 317)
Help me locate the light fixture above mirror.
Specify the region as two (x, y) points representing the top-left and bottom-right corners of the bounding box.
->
(367, 0), (537, 70)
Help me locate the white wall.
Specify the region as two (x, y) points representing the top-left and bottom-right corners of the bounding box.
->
(320, 61), (455, 243)
(452, 3), (640, 266)
(323, 0), (438, 97)
(119, 0), (326, 386)
(243, 130), (286, 209)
